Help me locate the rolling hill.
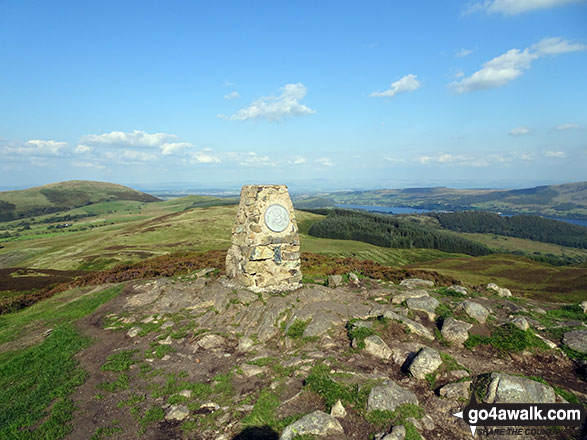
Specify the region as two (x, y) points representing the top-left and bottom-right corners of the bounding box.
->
(0, 180), (160, 221)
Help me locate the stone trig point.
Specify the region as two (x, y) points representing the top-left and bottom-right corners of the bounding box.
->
(226, 185), (302, 293)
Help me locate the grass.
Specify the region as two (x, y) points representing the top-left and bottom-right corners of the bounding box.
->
(138, 405), (165, 434)
(97, 373), (131, 392)
(286, 319), (310, 339)
(101, 349), (138, 372)
(366, 404), (424, 439)
(464, 323), (550, 353)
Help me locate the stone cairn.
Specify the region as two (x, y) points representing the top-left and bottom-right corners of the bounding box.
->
(225, 185), (302, 293)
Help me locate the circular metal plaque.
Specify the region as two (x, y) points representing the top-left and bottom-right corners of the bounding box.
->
(264, 204), (290, 232)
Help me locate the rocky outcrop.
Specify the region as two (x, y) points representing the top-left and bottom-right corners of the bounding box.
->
(483, 373), (556, 404)
(400, 278), (434, 289)
(460, 300), (489, 324)
(487, 283), (512, 297)
(408, 347), (442, 380)
(563, 329), (587, 354)
(280, 410), (344, 440)
(439, 381), (471, 400)
(406, 296), (439, 321)
(441, 318), (472, 346)
(391, 290), (429, 304)
(364, 335), (393, 360)
(367, 380), (419, 412)
(328, 274), (343, 288)
(383, 310), (435, 340)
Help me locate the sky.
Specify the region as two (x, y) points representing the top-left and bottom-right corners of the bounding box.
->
(1, 0), (586, 192)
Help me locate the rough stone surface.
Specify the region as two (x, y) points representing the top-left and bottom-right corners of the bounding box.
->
(240, 364), (267, 377)
(487, 282), (512, 297)
(447, 285), (468, 295)
(126, 327), (141, 338)
(196, 334), (225, 350)
(348, 272), (360, 285)
(225, 185), (302, 293)
(367, 380), (418, 412)
(363, 335), (393, 360)
(327, 274), (343, 288)
(391, 290), (429, 304)
(409, 347), (443, 380)
(280, 410), (344, 440)
(563, 329), (587, 354)
(406, 296), (439, 321)
(483, 373), (556, 404)
(439, 381), (471, 400)
(237, 336), (255, 352)
(510, 316), (530, 331)
(165, 404), (190, 421)
(581, 301), (587, 314)
(382, 424), (406, 440)
(461, 300), (489, 324)
(400, 278), (434, 289)
(383, 310), (434, 340)
(330, 400), (347, 418)
(441, 318), (473, 346)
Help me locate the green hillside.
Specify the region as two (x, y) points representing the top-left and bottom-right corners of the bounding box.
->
(0, 181), (160, 221)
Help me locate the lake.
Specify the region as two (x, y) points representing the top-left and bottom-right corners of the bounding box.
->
(336, 204), (587, 228)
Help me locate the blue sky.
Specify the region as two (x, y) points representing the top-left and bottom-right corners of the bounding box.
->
(1, 0), (586, 191)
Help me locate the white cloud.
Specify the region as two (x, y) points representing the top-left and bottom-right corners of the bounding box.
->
(316, 157), (334, 167)
(223, 83), (315, 122)
(160, 142), (193, 156)
(452, 37), (585, 93)
(72, 160), (105, 169)
(509, 126), (530, 136)
(288, 155), (307, 165)
(224, 91), (240, 100)
(189, 148), (221, 164)
(4, 139), (67, 156)
(554, 122), (579, 131)
(545, 150), (566, 158)
(465, 0), (585, 15)
(456, 48), (474, 57)
(227, 152), (276, 167)
(414, 152), (537, 167)
(121, 150), (157, 161)
(82, 130), (173, 147)
(74, 144), (92, 154)
(370, 74), (421, 99)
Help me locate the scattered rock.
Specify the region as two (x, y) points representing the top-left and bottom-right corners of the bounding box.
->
(327, 275), (343, 288)
(383, 310), (435, 340)
(408, 347), (442, 380)
(196, 267), (215, 278)
(351, 320), (373, 330)
(240, 364), (267, 377)
(237, 336), (255, 352)
(280, 410), (344, 440)
(581, 301), (587, 314)
(126, 327), (141, 338)
(448, 369), (470, 380)
(330, 400), (347, 418)
(141, 316), (155, 324)
(160, 321), (174, 330)
(348, 272), (360, 285)
(483, 373), (556, 403)
(391, 290), (429, 304)
(159, 336), (173, 345)
(197, 334), (225, 350)
(165, 404), (190, 421)
(364, 335), (393, 360)
(406, 296), (439, 321)
(447, 285), (468, 295)
(400, 278), (434, 289)
(563, 329), (587, 354)
(198, 402), (220, 413)
(487, 283), (512, 297)
(367, 380), (418, 412)
(179, 390), (192, 398)
(382, 424), (406, 440)
(460, 300), (489, 324)
(510, 316), (529, 331)
(535, 333), (557, 349)
(439, 381), (471, 400)
(502, 301), (526, 313)
(441, 318), (472, 346)
(236, 289), (259, 304)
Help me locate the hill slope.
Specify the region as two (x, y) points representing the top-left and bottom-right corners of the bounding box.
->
(0, 180), (160, 221)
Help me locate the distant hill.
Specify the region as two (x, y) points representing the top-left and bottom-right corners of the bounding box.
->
(0, 180), (160, 221)
(324, 181), (587, 219)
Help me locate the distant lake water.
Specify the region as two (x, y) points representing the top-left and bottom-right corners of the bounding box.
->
(336, 204), (587, 228)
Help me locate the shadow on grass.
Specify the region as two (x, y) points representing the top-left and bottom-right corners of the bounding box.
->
(232, 425), (279, 440)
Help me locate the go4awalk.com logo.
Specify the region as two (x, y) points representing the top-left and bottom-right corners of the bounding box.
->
(452, 395), (586, 437)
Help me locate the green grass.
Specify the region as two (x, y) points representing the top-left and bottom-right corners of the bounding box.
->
(366, 404), (424, 439)
(97, 373), (131, 392)
(464, 324), (550, 353)
(286, 319), (310, 339)
(138, 405), (165, 434)
(0, 324), (90, 439)
(346, 319), (376, 350)
(101, 349), (138, 372)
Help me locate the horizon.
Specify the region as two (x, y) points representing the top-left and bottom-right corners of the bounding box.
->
(1, 1), (586, 189)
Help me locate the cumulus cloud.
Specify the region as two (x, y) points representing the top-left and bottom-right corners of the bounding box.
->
(456, 48), (474, 57)
(160, 142), (193, 156)
(288, 156), (307, 165)
(509, 126), (530, 136)
(74, 144), (92, 154)
(316, 157), (334, 167)
(554, 122), (578, 131)
(466, 0), (585, 16)
(452, 37), (585, 93)
(227, 152), (276, 167)
(545, 150), (566, 158)
(121, 150), (157, 162)
(189, 148), (221, 164)
(222, 83), (315, 122)
(82, 130), (173, 147)
(370, 74), (421, 99)
(224, 91), (240, 100)
(4, 139), (67, 156)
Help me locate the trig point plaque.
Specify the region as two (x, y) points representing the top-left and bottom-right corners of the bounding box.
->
(226, 185), (302, 293)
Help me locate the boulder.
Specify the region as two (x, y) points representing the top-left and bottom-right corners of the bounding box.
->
(348, 272), (360, 285)
(439, 381), (471, 400)
(406, 296), (440, 321)
(382, 424), (406, 440)
(327, 275), (343, 288)
(461, 300), (489, 324)
(510, 316), (529, 331)
(441, 318), (472, 346)
(364, 335), (393, 360)
(581, 301), (587, 314)
(487, 283), (512, 297)
(237, 336), (255, 352)
(280, 410), (344, 440)
(127, 327), (141, 338)
(408, 347), (443, 380)
(383, 310), (435, 340)
(330, 400), (347, 418)
(392, 290), (429, 304)
(367, 380), (418, 412)
(447, 285), (468, 295)
(483, 373), (556, 404)
(240, 364), (267, 377)
(400, 278), (434, 289)
(197, 334), (225, 350)
(165, 404), (190, 421)
(563, 329), (587, 354)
